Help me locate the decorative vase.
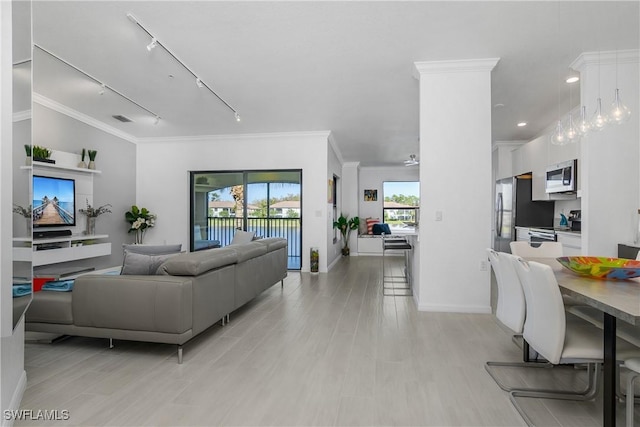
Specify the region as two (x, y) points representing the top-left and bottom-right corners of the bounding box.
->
(77, 161), (87, 168)
(88, 160), (96, 170)
(25, 218), (32, 236)
(25, 156), (32, 166)
(310, 247), (319, 273)
(134, 229), (145, 244)
(85, 217), (96, 235)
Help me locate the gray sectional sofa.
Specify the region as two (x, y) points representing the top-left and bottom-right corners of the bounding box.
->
(25, 238), (288, 363)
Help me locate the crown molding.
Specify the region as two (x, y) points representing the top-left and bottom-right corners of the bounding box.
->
(413, 58), (500, 79)
(136, 130), (332, 144)
(12, 110), (31, 122)
(33, 93), (139, 143)
(570, 49), (640, 72)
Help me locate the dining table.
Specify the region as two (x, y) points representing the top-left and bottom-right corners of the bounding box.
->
(528, 257), (640, 427)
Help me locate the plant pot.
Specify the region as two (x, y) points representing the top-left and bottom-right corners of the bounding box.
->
(77, 161), (87, 168)
(341, 246), (350, 256)
(85, 217), (96, 235)
(33, 157), (55, 164)
(88, 161), (96, 170)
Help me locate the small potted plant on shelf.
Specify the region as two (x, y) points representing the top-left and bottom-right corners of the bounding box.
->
(78, 148), (87, 168)
(32, 145), (54, 164)
(125, 205), (156, 244)
(87, 150), (97, 169)
(79, 199), (112, 235)
(333, 214), (360, 256)
(24, 144), (31, 165)
(12, 203), (33, 235)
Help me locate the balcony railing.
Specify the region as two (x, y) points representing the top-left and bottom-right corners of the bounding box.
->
(206, 216), (301, 270)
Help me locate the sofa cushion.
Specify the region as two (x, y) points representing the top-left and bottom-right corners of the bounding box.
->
(122, 244), (182, 255)
(366, 218), (380, 234)
(121, 251), (180, 275)
(159, 247), (238, 276)
(229, 230), (255, 246)
(255, 237), (288, 252)
(230, 241), (268, 262)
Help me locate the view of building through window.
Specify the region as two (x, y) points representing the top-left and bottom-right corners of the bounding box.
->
(383, 181), (419, 231)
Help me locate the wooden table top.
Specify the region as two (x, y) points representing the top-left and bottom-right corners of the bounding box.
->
(527, 257), (640, 325)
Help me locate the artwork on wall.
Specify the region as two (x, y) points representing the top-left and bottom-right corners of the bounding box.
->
(364, 189), (377, 202)
(328, 179), (334, 204)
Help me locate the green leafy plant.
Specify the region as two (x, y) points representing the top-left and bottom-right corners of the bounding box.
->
(32, 145), (51, 159)
(24, 144), (31, 157)
(81, 148), (86, 162)
(12, 204), (32, 218)
(125, 205), (156, 244)
(333, 214), (360, 255)
(79, 199), (112, 218)
(87, 150), (97, 161)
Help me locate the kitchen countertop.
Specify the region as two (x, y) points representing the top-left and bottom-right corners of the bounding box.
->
(555, 229), (581, 236)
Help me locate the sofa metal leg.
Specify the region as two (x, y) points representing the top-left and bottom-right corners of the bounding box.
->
(177, 345), (183, 364)
(221, 316), (225, 326)
(281, 279), (284, 288)
(109, 338), (114, 349)
(226, 314), (230, 323)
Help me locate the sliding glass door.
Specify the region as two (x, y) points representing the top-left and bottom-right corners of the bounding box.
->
(190, 169), (302, 270)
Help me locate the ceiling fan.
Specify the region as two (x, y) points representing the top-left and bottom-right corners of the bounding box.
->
(404, 154), (419, 166)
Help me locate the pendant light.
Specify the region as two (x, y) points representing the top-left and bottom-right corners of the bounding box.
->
(550, 120), (567, 146)
(608, 50), (631, 124)
(576, 105), (591, 136)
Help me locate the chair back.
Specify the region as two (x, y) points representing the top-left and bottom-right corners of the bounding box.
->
(487, 249), (526, 333)
(636, 250), (640, 261)
(510, 241), (563, 258)
(511, 256), (566, 365)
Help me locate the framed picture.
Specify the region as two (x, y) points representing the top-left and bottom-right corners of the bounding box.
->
(364, 189), (377, 202)
(328, 179), (334, 204)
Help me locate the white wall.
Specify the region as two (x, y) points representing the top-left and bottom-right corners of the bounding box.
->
(415, 58), (498, 314)
(327, 138), (343, 266)
(358, 166), (419, 222)
(572, 50), (639, 255)
(341, 162), (359, 256)
(2, 0), (27, 420)
(136, 132), (331, 272)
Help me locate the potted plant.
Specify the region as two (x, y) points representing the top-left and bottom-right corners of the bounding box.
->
(78, 148), (87, 168)
(32, 145), (54, 164)
(24, 144), (31, 165)
(79, 199), (112, 235)
(125, 205), (156, 244)
(333, 214), (360, 256)
(87, 150), (97, 169)
(12, 203), (32, 235)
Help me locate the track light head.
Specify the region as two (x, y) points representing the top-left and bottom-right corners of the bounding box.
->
(98, 84), (105, 96)
(195, 78), (204, 88)
(235, 112), (241, 122)
(154, 116), (160, 125)
(146, 37), (157, 52)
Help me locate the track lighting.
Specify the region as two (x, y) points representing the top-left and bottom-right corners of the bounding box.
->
(146, 37), (157, 52)
(154, 116), (160, 125)
(127, 12), (241, 123)
(35, 44), (161, 125)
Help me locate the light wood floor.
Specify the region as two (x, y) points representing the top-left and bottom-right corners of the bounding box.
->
(18, 256), (639, 426)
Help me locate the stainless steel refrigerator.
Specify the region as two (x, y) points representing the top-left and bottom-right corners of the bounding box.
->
(493, 176), (555, 253)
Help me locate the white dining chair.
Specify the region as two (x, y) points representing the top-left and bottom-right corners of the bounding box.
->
(509, 257), (640, 426)
(485, 249), (551, 391)
(624, 358), (640, 427)
(510, 241), (563, 258)
(636, 250), (640, 261)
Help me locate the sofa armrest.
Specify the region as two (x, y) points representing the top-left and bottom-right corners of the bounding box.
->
(72, 275), (193, 334)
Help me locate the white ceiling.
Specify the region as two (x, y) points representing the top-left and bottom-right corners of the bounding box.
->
(22, 1), (640, 166)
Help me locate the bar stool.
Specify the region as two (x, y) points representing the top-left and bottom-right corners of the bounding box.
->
(382, 233), (412, 296)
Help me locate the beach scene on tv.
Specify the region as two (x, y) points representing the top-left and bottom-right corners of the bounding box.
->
(33, 176), (76, 227)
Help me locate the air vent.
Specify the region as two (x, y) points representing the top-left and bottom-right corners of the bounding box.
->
(112, 114), (133, 123)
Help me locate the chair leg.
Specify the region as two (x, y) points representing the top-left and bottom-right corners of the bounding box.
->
(510, 363), (601, 427)
(484, 361), (553, 392)
(627, 371), (640, 427)
(177, 345), (183, 364)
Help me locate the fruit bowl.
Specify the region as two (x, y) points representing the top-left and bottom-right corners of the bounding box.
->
(556, 256), (640, 280)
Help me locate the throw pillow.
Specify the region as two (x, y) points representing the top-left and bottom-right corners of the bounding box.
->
(372, 223), (392, 235)
(230, 230), (256, 246)
(121, 251), (180, 275)
(366, 218), (380, 235)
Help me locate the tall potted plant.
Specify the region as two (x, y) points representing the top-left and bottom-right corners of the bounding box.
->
(333, 214), (360, 256)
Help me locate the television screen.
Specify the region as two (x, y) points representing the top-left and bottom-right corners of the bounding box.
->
(33, 175), (76, 228)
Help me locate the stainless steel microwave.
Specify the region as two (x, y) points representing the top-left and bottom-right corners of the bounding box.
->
(545, 159), (577, 193)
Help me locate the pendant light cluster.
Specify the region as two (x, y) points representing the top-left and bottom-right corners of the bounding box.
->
(551, 56), (631, 146)
(127, 13), (241, 123)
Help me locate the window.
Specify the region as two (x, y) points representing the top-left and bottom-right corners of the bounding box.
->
(382, 181), (419, 232)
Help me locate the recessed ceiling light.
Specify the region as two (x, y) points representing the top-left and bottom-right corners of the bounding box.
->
(566, 76), (580, 83)
(517, 122), (527, 127)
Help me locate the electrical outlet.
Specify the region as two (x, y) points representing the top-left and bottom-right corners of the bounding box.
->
(479, 260), (488, 271)
(435, 210), (443, 221)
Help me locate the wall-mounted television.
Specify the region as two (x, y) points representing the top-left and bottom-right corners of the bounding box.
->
(33, 175), (76, 228)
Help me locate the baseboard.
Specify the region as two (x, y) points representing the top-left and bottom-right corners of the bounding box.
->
(2, 370), (27, 427)
(327, 256), (341, 271)
(417, 303), (492, 314)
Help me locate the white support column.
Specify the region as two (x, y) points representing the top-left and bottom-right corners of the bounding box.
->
(341, 162), (360, 253)
(413, 58), (499, 313)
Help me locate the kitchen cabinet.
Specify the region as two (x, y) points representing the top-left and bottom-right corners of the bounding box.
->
(557, 231), (582, 256)
(528, 136), (550, 201)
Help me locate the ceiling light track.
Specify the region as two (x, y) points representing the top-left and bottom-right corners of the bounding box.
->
(34, 44), (161, 124)
(127, 12), (241, 122)
(13, 58), (32, 66)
